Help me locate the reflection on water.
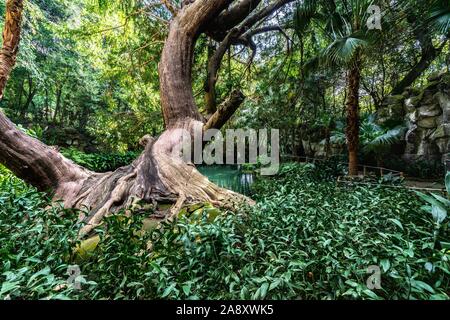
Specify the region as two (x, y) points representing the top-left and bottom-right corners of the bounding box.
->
(197, 165), (254, 196)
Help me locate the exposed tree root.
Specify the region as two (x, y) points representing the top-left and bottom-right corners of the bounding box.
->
(55, 123), (253, 237)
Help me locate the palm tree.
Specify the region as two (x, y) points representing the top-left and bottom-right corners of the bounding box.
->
(294, 0), (396, 175)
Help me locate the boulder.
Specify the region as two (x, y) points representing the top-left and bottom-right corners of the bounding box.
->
(417, 117), (437, 129)
(418, 104), (442, 118)
(435, 138), (449, 154)
(436, 92), (450, 122)
(377, 72), (449, 167)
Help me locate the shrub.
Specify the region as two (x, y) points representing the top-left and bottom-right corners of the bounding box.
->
(61, 148), (140, 172)
(0, 165), (88, 299)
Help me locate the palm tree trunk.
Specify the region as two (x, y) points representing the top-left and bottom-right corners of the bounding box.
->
(346, 52), (361, 176)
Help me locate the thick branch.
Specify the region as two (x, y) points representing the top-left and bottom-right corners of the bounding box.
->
(391, 39), (447, 95)
(237, 0), (295, 32)
(206, 0), (263, 41)
(159, 0), (234, 127)
(205, 28), (242, 114)
(204, 89), (245, 130)
(391, 11), (448, 95)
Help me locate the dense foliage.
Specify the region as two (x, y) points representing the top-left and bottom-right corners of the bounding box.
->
(1, 163), (449, 300)
(0, 0), (448, 156)
(61, 148), (140, 172)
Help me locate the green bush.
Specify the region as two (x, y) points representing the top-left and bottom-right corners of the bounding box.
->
(61, 148), (140, 172)
(384, 157), (445, 179)
(0, 165), (89, 299)
(0, 163), (449, 300)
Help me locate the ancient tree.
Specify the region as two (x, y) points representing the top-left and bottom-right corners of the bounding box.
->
(0, 0), (294, 235)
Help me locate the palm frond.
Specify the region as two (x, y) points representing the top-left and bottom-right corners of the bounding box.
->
(362, 126), (406, 154)
(328, 130), (346, 145)
(324, 35), (367, 65)
(293, 0), (319, 36)
(428, 0), (450, 35)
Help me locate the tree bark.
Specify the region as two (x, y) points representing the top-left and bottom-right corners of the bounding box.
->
(20, 74), (37, 118)
(0, 0), (23, 99)
(159, 0), (234, 128)
(346, 52), (362, 176)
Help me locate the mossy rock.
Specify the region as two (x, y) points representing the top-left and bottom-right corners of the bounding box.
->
(73, 235), (100, 261)
(178, 202), (223, 222)
(142, 218), (160, 232)
(406, 94), (423, 109)
(417, 117), (438, 129)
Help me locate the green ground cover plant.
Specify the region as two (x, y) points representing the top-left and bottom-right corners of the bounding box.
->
(1, 163), (448, 300)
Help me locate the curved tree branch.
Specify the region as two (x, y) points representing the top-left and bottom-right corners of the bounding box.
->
(204, 89), (245, 130)
(158, 0), (234, 127)
(205, 0), (263, 41)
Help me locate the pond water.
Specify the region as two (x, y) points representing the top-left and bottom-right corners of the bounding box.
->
(197, 165), (254, 196)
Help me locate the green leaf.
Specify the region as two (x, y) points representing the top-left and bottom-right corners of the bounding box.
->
(380, 259), (390, 272)
(446, 171), (450, 196)
(260, 282), (269, 299)
(440, 241), (450, 249)
(162, 284), (176, 298)
(411, 280), (435, 294)
(431, 193), (450, 207)
(0, 282), (17, 295)
(388, 218), (403, 231)
(182, 283), (191, 296)
(415, 191), (444, 209)
(363, 289), (380, 300)
(431, 204), (447, 224)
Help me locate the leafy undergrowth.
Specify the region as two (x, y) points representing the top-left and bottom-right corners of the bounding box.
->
(61, 148), (140, 172)
(0, 163), (449, 300)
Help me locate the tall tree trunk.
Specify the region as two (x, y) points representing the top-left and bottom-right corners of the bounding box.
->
(20, 74), (37, 119)
(53, 84), (62, 123)
(15, 77), (24, 116)
(346, 53), (361, 176)
(0, 0), (22, 99)
(390, 42), (445, 95)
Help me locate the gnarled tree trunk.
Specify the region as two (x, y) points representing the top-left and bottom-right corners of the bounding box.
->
(0, 0), (256, 237)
